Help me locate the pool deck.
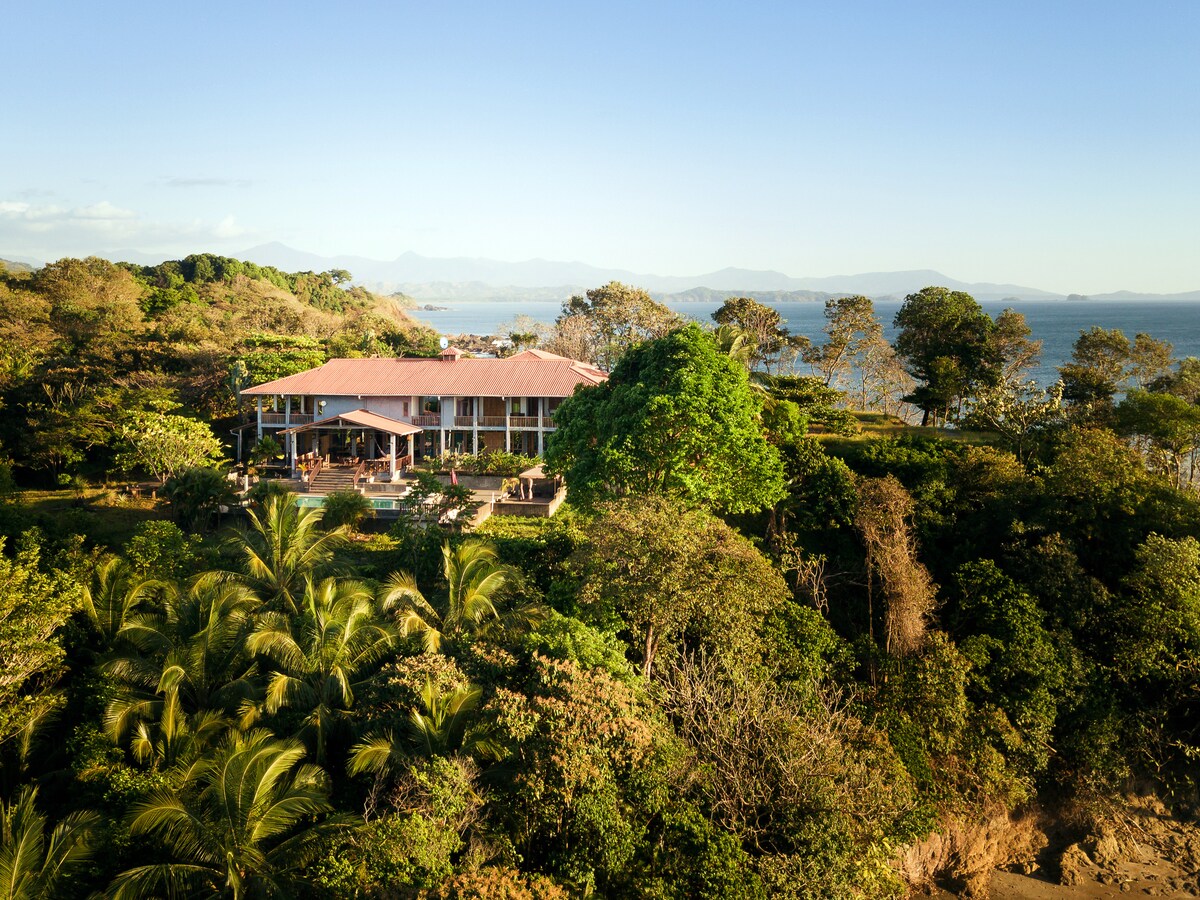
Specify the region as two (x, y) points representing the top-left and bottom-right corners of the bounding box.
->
(266, 474), (564, 527)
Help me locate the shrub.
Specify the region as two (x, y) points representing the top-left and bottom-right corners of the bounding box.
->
(161, 467), (234, 532)
(322, 489), (373, 531)
(123, 520), (201, 579)
(246, 479), (293, 508)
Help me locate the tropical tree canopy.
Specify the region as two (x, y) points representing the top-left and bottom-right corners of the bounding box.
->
(545, 324), (785, 513)
(108, 729), (349, 900)
(0, 786), (99, 900)
(710, 296), (805, 370)
(102, 574), (260, 746)
(115, 402), (226, 483)
(231, 494), (349, 613)
(573, 496), (790, 677)
(349, 676), (500, 776)
(551, 281), (683, 370)
(0, 537), (78, 750)
(248, 576), (395, 762)
(893, 286), (998, 426)
(379, 539), (523, 654)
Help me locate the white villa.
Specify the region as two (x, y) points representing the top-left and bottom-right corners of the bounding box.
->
(241, 347), (606, 479)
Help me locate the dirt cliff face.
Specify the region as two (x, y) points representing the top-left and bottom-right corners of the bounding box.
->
(1041, 794), (1200, 899)
(903, 794), (1200, 899)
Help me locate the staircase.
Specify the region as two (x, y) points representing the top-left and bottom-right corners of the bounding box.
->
(308, 467), (358, 494)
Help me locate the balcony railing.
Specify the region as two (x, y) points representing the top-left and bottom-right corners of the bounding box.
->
(261, 410), (556, 430)
(260, 413), (316, 426)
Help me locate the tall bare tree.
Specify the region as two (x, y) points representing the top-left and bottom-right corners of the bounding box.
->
(854, 476), (937, 656)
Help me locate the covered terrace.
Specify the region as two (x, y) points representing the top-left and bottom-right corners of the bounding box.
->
(280, 408), (422, 482)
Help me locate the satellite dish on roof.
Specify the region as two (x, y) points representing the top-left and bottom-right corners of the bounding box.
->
(439, 337), (449, 349)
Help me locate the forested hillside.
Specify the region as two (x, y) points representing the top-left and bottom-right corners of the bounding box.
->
(0, 275), (1198, 898)
(0, 254), (438, 487)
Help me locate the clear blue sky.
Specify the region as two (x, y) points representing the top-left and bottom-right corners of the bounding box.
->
(2, 1), (1197, 294)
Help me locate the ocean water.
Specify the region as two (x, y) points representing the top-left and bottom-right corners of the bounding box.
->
(410, 299), (1200, 387)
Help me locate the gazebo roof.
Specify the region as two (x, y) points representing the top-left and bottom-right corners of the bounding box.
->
(280, 408), (423, 437)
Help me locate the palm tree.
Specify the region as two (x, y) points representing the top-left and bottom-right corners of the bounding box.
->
(349, 677), (500, 776)
(80, 556), (163, 647)
(378, 539), (529, 654)
(248, 577), (396, 763)
(0, 787), (99, 900)
(107, 730), (351, 900)
(713, 323), (756, 369)
(102, 573), (260, 748)
(129, 691), (231, 770)
(231, 494), (349, 613)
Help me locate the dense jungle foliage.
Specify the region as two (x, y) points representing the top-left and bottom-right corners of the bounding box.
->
(0, 254), (439, 488)
(1, 263), (1199, 897)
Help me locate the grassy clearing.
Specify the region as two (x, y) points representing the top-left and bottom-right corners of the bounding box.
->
(812, 411), (1002, 457)
(7, 487), (171, 550)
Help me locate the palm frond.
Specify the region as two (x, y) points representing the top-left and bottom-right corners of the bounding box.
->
(0, 788), (45, 900)
(347, 732), (401, 776)
(378, 571), (439, 618)
(106, 862), (219, 900)
(40, 809), (101, 888)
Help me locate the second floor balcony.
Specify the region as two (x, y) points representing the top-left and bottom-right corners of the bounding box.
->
(259, 407), (559, 431)
(260, 413), (314, 426)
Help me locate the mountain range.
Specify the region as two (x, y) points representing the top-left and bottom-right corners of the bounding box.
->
(7, 244), (1200, 303)
(232, 243), (1068, 302)
(231, 244), (1200, 304)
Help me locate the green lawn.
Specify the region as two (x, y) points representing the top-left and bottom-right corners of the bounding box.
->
(813, 410), (1001, 447)
(7, 487), (172, 550)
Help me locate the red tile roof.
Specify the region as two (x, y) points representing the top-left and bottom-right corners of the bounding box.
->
(280, 409), (424, 436)
(243, 349), (607, 399)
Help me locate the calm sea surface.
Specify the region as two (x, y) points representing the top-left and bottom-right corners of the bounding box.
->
(411, 299), (1200, 387)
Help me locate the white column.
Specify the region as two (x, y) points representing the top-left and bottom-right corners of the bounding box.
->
(285, 395), (291, 428)
(390, 433), (397, 478)
(504, 396), (511, 452)
(290, 431), (299, 477)
(472, 397), (479, 456)
(439, 395), (446, 458)
(537, 397), (544, 456)
(256, 396), (263, 441)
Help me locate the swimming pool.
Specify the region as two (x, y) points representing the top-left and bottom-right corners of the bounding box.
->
(294, 496), (404, 511)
